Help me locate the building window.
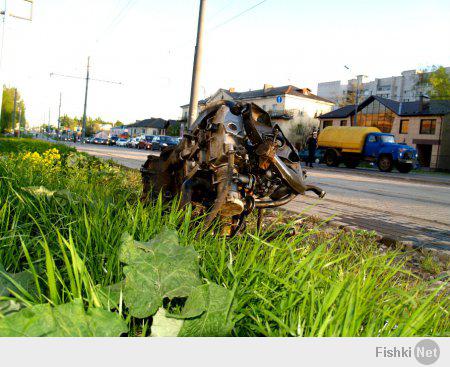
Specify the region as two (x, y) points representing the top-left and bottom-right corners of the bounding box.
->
(355, 100), (394, 133)
(272, 104), (277, 111)
(340, 120), (347, 126)
(323, 120), (333, 129)
(420, 119), (436, 134)
(399, 119), (409, 134)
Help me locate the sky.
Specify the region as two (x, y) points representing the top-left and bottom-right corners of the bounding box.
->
(1, 0), (450, 127)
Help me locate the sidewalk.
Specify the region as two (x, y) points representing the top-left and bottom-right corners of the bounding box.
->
(313, 165), (450, 186)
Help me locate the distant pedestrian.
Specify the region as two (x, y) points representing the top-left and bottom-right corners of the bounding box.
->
(306, 131), (318, 168)
(73, 135), (77, 144)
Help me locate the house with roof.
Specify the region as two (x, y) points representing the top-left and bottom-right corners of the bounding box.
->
(126, 118), (169, 137)
(318, 95), (450, 170)
(180, 84), (334, 145)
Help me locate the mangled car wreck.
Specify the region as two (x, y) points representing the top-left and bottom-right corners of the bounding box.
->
(141, 101), (325, 236)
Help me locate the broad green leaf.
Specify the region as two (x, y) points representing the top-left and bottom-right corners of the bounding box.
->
(0, 300), (22, 316)
(119, 229), (201, 318)
(178, 284), (235, 337)
(167, 285), (207, 320)
(0, 299), (128, 337)
(85, 307), (128, 337)
(22, 187), (74, 205)
(0, 264), (36, 297)
(97, 282), (124, 309)
(151, 308), (184, 337)
(0, 304), (55, 337)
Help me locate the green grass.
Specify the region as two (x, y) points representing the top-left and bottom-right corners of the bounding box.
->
(0, 137), (75, 156)
(0, 138), (448, 336)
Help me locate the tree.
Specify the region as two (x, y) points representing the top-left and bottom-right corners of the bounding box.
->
(415, 66), (450, 100)
(167, 121), (181, 136)
(338, 80), (364, 107)
(429, 66), (450, 100)
(1, 86), (26, 132)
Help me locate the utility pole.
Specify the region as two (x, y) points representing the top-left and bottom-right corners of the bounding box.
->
(187, 0), (206, 128)
(57, 92), (62, 133)
(81, 56), (90, 139)
(11, 87), (16, 131)
(48, 108), (50, 133)
(0, 1), (34, 126)
(50, 57), (121, 139)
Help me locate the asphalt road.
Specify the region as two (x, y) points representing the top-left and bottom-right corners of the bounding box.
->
(70, 143), (450, 251)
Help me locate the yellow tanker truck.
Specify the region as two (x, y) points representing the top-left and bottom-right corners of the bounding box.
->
(317, 126), (418, 173)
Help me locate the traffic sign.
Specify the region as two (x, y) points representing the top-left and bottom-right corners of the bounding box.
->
(276, 96), (282, 103)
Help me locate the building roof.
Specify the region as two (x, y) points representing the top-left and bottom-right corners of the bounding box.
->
(319, 104), (357, 119)
(319, 96), (450, 119)
(126, 118), (167, 129)
(181, 85), (334, 107)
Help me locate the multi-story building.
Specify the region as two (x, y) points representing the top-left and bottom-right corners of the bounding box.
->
(317, 67), (450, 105)
(180, 84), (334, 146)
(318, 95), (450, 170)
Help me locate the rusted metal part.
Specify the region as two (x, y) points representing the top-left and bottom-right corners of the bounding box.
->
(141, 100), (325, 236)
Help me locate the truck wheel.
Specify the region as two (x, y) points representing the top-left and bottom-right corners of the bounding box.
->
(377, 155), (393, 172)
(325, 149), (339, 167)
(397, 162), (413, 173)
(344, 159), (359, 169)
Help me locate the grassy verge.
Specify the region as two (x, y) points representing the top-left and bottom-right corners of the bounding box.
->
(0, 137), (75, 156)
(0, 138), (448, 336)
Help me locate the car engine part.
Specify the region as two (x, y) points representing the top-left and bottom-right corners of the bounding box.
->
(141, 101), (325, 236)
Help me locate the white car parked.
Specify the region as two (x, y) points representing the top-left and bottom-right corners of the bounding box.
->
(116, 138), (129, 147)
(127, 137), (141, 148)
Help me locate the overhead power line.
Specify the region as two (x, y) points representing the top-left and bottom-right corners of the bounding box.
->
(95, 0), (139, 45)
(210, 0), (268, 31)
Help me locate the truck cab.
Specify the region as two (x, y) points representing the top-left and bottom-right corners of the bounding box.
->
(363, 132), (417, 173)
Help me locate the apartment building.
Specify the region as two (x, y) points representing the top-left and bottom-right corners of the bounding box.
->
(318, 67), (450, 104)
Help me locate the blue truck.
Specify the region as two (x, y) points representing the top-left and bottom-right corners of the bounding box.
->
(317, 126), (418, 173)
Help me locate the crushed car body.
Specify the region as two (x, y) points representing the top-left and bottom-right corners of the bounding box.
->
(141, 100), (325, 235)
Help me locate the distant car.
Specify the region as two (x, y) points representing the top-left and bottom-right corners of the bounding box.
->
(137, 135), (157, 150)
(127, 137), (140, 148)
(151, 136), (179, 151)
(116, 138), (129, 147)
(107, 136), (119, 146)
(93, 137), (103, 144)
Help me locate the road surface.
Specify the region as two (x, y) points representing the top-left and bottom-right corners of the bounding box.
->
(70, 143), (450, 251)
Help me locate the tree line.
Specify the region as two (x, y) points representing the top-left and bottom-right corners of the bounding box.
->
(1, 86), (26, 132)
(53, 115), (123, 136)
